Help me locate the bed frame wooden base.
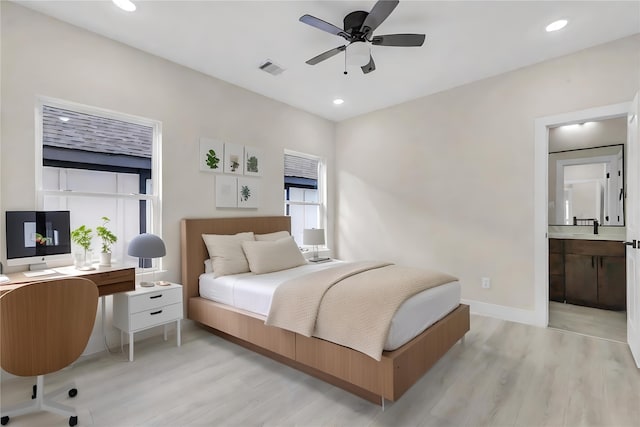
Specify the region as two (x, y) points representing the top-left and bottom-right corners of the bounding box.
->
(181, 217), (470, 404)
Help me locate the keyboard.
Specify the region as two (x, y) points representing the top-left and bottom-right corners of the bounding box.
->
(0, 275), (9, 283)
(22, 269), (56, 278)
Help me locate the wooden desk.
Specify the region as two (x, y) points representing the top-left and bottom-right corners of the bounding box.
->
(0, 265), (135, 297)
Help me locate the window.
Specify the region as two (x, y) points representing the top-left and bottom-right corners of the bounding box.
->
(37, 99), (162, 269)
(284, 151), (325, 245)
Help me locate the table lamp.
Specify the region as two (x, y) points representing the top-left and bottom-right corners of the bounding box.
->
(303, 228), (329, 262)
(127, 233), (166, 287)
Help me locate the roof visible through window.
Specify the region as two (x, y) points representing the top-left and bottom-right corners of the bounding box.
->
(42, 105), (152, 158)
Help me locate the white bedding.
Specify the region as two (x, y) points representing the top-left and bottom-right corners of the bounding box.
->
(199, 261), (460, 351)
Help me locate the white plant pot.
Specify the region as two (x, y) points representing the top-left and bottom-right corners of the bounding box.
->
(99, 252), (112, 267)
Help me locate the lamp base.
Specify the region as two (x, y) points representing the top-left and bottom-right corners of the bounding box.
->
(309, 257), (331, 263)
(139, 281), (155, 287)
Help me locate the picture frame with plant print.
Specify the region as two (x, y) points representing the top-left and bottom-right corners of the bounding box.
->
(237, 177), (260, 208)
(244, 146), (263, 177)
(199, 137), (224, 173)
(223, 143), (244, 175)
(215, 175), (237, 208)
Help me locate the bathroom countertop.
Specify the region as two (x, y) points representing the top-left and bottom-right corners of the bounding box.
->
(548, 233), (625, 241)
(548, 225), (626, 241)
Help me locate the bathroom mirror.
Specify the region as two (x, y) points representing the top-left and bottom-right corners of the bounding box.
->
(548, 144), (624, 226)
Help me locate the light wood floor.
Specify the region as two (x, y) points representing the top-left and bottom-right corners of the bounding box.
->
(548, 301), (627, 343)
(1, 315), (639, 426)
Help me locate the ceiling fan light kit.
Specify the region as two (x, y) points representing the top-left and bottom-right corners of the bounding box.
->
(347, 41), (370, 67)
(299, 0), (425, 75)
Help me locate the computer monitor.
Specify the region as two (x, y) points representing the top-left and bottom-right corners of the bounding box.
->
(5, 210), (72, 270)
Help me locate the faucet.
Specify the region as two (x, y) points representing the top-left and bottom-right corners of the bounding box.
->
(593, 219), (599, 235)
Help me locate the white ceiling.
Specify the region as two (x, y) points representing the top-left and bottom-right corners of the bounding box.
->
(15, 1), (640, 122)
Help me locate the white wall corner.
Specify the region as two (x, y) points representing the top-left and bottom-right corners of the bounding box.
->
(461, 298), (546, 327)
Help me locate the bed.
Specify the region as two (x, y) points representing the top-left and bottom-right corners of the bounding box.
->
(180, 216), (469, 405)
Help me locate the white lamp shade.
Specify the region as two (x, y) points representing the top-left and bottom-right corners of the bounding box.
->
(347, 41), (370, 66)
(303, 229), (325, 246)
(127, 233), (166, 258)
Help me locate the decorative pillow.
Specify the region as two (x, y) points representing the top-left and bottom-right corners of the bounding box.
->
(255, 230), (290, 241)
(202, 232), (255, 278)
(204, 259), (213, 274)
(242, 237), (307, 274)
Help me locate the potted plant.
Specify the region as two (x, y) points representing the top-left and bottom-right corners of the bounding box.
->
(71, 225), (93, 270)
(96, 216), (117, 267)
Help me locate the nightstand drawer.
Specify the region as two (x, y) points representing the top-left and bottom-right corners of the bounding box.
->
(129, 287), (182, 313)
(129, 302), (182, 331)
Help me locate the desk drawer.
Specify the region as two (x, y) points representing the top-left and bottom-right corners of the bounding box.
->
(129, 287), (181, 313)
(129, 302), (182, 331)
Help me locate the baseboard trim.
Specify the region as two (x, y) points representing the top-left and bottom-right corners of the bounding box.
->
(461, 299), (544, 327)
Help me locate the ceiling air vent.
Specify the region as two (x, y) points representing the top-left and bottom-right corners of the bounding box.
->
(259, 60), (285, 76)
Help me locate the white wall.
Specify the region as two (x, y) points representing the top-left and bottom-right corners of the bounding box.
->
(0, 2), (335, 273)
(0, 3), (335, 353)
(549, 116), (627, 152)
(335, 34), (640, 318)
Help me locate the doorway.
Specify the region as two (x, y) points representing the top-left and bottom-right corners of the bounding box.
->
(547, 117), (628, 342)
(533, 102), (631, 338)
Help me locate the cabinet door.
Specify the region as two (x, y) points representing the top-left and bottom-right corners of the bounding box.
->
(597, 255), (626, 310)
(549, 274), (565, 302)
(565, 254), (598, 306)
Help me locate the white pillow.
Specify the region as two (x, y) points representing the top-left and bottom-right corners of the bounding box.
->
(255, 230), (290, 241)
(242, 237), (307, 274)
(204, 259), (213, 274)
(202, 232), (255, 278)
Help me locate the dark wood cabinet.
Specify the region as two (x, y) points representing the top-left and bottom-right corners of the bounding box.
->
(561, 239), (626, 310)
(564, 253), (598, 306)
(597, 255), (626, 310)
(549, 239), (565, 302)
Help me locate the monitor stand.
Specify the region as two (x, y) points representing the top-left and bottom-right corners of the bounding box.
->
(24, 262), (55, 277)
(29, 262), (49, 271)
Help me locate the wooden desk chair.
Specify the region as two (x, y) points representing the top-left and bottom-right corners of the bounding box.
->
(0, 277), (98, 426)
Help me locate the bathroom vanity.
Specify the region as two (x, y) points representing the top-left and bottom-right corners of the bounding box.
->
(549, 236), (626, 310)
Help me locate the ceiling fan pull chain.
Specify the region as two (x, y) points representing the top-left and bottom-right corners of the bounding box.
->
(344, 51), (348, 75)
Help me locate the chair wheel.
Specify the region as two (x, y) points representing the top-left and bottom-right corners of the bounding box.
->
(1, 416), (9, 425)
(69, 416), (77, 426)
(68, 388), (78, 398)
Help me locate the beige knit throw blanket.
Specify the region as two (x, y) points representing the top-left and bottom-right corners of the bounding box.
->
(266, 261), (457, 361)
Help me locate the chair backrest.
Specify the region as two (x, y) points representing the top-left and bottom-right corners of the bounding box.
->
(0, 277), (99, 376)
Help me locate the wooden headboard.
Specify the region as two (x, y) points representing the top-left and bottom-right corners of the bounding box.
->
(180, 216), (291, 316)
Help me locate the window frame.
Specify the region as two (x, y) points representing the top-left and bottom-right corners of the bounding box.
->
(283, 149), (327, 246)
(35, 96), (163, 269)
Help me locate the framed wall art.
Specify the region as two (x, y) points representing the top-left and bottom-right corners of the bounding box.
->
(215, 175), (237, 208)
(237, 177), (260, 209)
(224, 143), (244, 175)
(244, 146), (263, 177)
(199, 137), (224, 172)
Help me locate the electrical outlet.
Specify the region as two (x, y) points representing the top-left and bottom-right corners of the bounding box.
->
(481, 277), (491, 289)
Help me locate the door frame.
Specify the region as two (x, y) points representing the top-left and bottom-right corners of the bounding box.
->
(533, 102), (630, 327)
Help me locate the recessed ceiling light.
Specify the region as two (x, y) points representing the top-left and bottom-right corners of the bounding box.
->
(58, 116), (70, 122)
(546, 19), (568, 32)
(112, 0), (136, 12)
(333, 98), (344, 105)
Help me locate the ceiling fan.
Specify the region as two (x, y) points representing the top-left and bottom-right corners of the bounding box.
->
(299, 0), (425, 74)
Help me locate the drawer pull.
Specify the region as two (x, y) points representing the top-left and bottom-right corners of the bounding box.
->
(150, 310), (163, 315)
(150, 295), (162, 299)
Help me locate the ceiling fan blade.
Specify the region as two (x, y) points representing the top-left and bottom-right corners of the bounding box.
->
(305, 45), (347, 65)
(372, 34), (426, 47)
(361, 0), (399, 35)
(361, 55), (376, 74)
(299, 15), (350, 40)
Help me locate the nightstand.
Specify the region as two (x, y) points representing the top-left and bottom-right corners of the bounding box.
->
(113, 282), (183, 361)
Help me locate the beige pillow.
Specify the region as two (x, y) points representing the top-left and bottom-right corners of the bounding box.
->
(202, 232), (255, 277)
(255, 230), (290, 241)
(242, 237), (307, 274)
